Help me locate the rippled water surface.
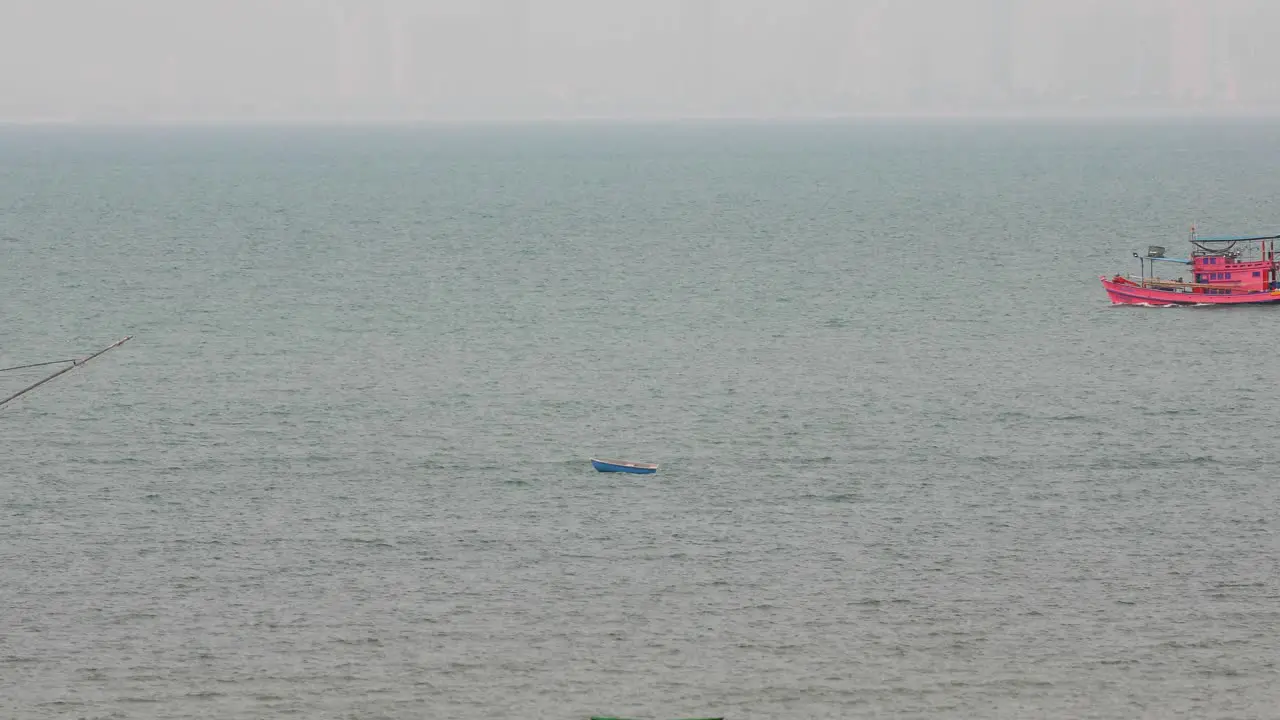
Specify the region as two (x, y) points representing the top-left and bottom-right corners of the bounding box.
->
(2, 121), (1279, 718)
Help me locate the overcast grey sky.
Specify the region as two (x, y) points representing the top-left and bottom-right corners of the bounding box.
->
(0, 0), (1277, 122)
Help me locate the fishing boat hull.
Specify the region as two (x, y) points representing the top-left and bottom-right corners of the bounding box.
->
(1101, 275), (1280, 306)
(590, 458), (658, 474)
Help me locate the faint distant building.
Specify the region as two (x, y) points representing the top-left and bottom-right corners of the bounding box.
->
(1204, 3), (1247, 105)
(1005, 5), (1052, 103)
(872, 2), (934, 109)
(1073, 0), (1139, 108)
(1202, 6), (1229, 103)
(1169, 0), (1209, 102)
(400, 1), (534, 120)
(679, 0), (716, 116)
(926, 4), (989, 111)
(330, 0), (365, 100)
(848, 0), (890, 110)
(811, 0), (860, 113)
(1128, 0), (1171, 105)
(1226, 0), (1280, 107)
(329, 0), (404, 112)
(503, 0), (532, 108)
(988, 0), (1015, 104)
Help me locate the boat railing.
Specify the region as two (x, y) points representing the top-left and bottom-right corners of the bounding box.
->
(1126, 276), (1250, 291)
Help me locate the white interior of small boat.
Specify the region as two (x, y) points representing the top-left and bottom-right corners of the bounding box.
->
(592, 458), (658, 468)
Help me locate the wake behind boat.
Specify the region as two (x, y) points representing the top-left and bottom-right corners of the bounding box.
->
(1101, 228), (1280, 306)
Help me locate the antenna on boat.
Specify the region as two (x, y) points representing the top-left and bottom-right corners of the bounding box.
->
(0, 336), (132, 411)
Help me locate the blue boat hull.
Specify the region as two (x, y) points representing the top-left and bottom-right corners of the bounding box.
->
(591, 459), (657, 474)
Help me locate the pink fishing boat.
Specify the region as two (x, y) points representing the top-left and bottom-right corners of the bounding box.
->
(1101, 229), (1280, 306)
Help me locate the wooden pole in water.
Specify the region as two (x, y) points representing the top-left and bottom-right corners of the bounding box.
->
(0, 336), (132, 410)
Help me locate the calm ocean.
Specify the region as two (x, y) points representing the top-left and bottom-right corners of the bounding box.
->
(2, 120), (1278, 719)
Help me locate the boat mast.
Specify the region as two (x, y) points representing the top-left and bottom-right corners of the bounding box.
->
(0, 336), (132, 410)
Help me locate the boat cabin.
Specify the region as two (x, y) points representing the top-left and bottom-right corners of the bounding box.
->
(1134, 233), (1279, 296)
(1190, 251), (1274, 294)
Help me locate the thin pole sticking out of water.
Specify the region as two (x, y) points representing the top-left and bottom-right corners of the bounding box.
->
(0, 336), (132, 410)
(0, 358), (78, 373)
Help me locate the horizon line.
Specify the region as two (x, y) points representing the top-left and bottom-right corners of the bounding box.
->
(6, 107), (1280, 128)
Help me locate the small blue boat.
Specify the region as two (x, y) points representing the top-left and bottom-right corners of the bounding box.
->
(590, 457), (658, 474)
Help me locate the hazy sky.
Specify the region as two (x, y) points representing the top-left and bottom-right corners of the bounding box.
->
(1, 0), (1278, 122)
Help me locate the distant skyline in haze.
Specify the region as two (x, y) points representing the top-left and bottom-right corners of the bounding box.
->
(0, 0), (1277, 123)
